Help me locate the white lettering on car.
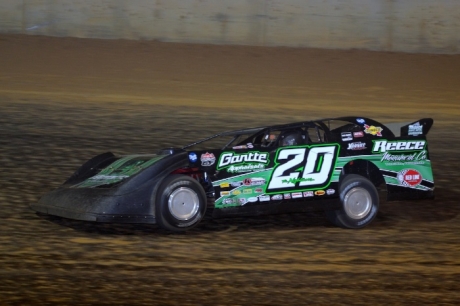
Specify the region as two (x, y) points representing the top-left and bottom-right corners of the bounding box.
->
(372, 140), (426, 153)
(218, 152), (269, 168)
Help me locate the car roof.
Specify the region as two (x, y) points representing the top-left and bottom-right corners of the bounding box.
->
(182, 116), (386, 149)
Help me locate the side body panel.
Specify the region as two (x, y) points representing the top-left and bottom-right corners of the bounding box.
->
(188, 143), (343, 218)
(188, 117), (434, 218)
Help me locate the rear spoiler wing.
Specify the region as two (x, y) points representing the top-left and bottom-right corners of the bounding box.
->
(385, 118), (433, 137)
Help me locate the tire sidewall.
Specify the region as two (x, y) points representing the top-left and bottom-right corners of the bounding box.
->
(155, 175), (206, 231)
(336, 175), (379, 229)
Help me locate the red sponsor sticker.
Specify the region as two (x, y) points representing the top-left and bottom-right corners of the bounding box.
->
(397, 169), (422, 187)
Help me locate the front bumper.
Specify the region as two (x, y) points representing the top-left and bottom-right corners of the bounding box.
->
(31, 184), (156, 224)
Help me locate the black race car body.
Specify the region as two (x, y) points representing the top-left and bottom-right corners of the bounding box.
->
(32, 116), (434, 231)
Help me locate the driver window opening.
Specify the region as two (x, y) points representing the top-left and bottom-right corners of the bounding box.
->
(261, 131), (281, 147)
(307, 127), (326, 143)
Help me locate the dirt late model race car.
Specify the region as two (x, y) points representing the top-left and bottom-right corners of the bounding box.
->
(32, 116), (434, 232)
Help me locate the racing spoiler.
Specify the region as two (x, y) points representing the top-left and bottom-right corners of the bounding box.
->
(385, 118), (433, 137)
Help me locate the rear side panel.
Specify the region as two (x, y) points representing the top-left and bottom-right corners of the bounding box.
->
(330, 117), (434, 200)
(336, 139), (434, 197)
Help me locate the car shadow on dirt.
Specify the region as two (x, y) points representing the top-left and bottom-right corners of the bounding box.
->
(36, 186), (459, 236)
(376, 186), (460, 227)
(36, 210), (332, 236)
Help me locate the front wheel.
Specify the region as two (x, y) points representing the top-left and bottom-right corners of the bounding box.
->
(326, 174), (379, 229)
(155, 174), (207, 232)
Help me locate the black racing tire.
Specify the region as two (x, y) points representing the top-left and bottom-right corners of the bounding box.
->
(155, 174), (207, 232)
(325, 174), (379, 229)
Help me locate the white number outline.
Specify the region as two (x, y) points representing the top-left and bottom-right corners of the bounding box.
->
(267, 148), (306, 189)
(266, 144), (339, 194)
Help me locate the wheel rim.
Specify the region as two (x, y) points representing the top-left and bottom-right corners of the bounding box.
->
(343, 187), (372, 219)
(168, 187), (200, 221)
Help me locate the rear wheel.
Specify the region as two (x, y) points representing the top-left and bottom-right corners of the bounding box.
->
(326, 174), (379, 229)
(155, 174), (207, 232)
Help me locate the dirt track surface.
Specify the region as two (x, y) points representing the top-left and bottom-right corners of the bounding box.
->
(1, 35), (460, 305)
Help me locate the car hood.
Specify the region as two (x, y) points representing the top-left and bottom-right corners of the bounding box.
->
(71, 154), (168, 188)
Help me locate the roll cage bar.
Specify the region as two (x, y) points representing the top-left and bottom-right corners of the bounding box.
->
(181, 116), (395, 150)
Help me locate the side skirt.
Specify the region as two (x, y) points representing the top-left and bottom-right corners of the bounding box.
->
(211, 199), (341, 219)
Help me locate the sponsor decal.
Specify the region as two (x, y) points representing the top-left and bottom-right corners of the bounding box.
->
(303, 191), (314, 197)
(356, 118), (366, 124)
(216, 151), (270, 173)
(347, 142), (367, 150)
(315, 190), (326, 196)
(271, 194), (283, 200)
(231, 181), (243, 187)
(201, 152), (216, 166)
(188, 152), (198, 163)
(232, 190), (241, 195)
(397, 169), (423, 187)
(254, 188), (263, 193)
(259, 195), (270, 202)
(341, 132), (353, 142)
(220, 191), (230, 196)
(326, 189), (335, 195)
(283, 193), (291, 199)
(220, 182), (230, 188)
(373, 140), (426, 153)
(227, 164), (266, 173)
(75, 155), (165, 188)
(219, 151), (268, 166)
(364, 124), (383, 137)
(353, 131), (364, 138)
(408, 122), (423, 136)
(238, 198), (247, 205)
(223, 198), (234, 205)
(243, 177), (266, 186)
(248, 197), (259, 203)
(282, 177), (315, 184)
(381, 150), (427, 164)
(243, 189), (252, 194)
(85, 174), (127, 181)
(292, 192), (303, 199)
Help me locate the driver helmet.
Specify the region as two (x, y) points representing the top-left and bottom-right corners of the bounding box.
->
(281, 132), (303, 146)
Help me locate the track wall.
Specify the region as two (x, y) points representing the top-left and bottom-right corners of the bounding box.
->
(0, 0), (459, 53)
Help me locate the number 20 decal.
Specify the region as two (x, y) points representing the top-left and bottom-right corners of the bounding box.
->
(266, 145), (339, 193)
